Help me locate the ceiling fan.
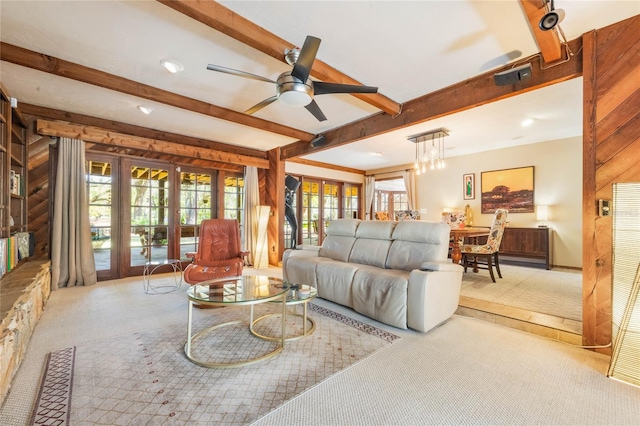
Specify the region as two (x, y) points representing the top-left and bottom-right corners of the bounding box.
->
(207, 35), (378, 122)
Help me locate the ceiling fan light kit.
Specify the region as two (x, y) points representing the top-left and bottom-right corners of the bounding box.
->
(206, 35), (378, 122)
(276, 74), (313, 107)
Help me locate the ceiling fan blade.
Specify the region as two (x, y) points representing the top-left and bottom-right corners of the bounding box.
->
(245, 96), (278, 115)
(304, 99), (327, 122)
(206, 64), (276, 84)
(291, 36), (321, 83)
(313, 82), (378, 95)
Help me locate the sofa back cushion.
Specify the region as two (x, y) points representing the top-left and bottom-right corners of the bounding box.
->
(386, 221), (450, 271)
(349, 221), (396, 268)
(319, 219), (361, 262)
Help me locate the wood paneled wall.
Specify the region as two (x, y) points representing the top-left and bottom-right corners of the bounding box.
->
(582, 15), (640, 350)
(25, 116), (52, 258)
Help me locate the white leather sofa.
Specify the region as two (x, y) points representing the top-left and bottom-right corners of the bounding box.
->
(282, 219), (463, 332)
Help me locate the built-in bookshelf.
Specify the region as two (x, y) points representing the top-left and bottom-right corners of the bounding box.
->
(1, 83), (28, 276)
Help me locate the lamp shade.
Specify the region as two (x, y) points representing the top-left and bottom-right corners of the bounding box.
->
(536, 205), (548, 222)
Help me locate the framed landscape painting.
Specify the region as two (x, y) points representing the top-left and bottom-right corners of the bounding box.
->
(463, 173), (475, 200)
(481, 166), (534, 214)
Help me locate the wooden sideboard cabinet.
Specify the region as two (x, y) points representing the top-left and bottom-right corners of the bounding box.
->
(499, 227), (551, 270)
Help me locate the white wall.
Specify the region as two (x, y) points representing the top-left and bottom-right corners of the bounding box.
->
(415, 136), (582, 268)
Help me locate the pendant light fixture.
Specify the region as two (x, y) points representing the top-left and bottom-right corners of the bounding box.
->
(408, 129), (448, 175)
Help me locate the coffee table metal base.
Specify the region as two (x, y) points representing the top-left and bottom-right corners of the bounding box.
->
(251, 311), (316, 342)
(251, 285), (317, 342)
(184, 298), (287, 368)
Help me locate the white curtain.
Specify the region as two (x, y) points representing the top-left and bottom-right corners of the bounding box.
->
(402, 170), (416, 211)
(51, 137), (96, 289)
(242, 166), (260, 266)
(365, 175), (375, 220)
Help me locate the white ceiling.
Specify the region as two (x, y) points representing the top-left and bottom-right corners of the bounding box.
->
(1, 1), (638, 171)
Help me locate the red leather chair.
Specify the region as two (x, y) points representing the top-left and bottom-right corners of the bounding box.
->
(184, 219), (248, 284)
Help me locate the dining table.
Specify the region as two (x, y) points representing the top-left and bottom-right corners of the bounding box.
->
(449, 227), (491, 266)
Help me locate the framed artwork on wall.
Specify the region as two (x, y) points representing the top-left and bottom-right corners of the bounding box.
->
(463, 173), (475, 200)
(481, 166), (534, 214)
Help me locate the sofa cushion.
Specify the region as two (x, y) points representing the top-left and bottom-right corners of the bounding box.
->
(355, 220), (396, 239)
(386, 221), (450, 270)
(352, 266), (409, 329)
(316, 261), (360, 307)
(348, 220), (396, 268)
(319, 219), (361, 261)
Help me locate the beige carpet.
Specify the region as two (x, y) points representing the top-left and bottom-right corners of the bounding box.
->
(252, 302), (640, 426)
(3, 267), (640, 425)
(460, 264), (582, 321)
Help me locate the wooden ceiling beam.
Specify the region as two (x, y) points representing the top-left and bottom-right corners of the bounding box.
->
(1, 42), (312, 141)
(519, 0), (564, 64)
(36, 119), (270, 169)
(157, 0), (401, 116)
(286, 157), (365, 175)
(281, 37), (582, 160)
(20, 103), (267, 159)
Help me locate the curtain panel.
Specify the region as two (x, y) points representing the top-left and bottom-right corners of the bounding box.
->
(51, 137), (97, 289)
(365, 176), (375, 220)
(401, 170), (416, 211)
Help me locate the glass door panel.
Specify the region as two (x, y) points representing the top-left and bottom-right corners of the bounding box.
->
(179, 170), (214, 261)
(130, 166), (170, 267)
(344, 184), (360, 219)
(323, 182), (339, 239)
(87, 159), (117, 280)
(301, 179), (320, 246)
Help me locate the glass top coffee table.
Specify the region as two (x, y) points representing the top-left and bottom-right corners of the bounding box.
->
(185, 275), (289, 368)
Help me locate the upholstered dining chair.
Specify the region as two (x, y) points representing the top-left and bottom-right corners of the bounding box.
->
(461, 209), (509, 283)
(183, 219), (248, 285)
(441, 211), (466, 229)
(395, 210), (420, 221)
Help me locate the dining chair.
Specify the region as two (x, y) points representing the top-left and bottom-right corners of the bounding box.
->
(460, 209), (509, 282)
(395, 210), (419, 221)
(441, 211), (466, 228)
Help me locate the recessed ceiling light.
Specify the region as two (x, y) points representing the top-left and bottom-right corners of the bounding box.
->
(372, 152), (384, 157)
(521, 118), (534, 127)
(160, 59), (184, 74)
(137, 105), (153, 115)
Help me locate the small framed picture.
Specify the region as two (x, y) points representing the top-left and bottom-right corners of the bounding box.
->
(463, 173), (475, 200)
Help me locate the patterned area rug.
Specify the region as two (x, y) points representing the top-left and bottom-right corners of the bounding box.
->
(31, 347), (75, 425)
(32, 302), (399, 425)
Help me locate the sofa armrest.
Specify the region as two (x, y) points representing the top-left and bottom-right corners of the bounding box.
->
(406, 266), (463, 332)
(420, 261), (463, 273)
